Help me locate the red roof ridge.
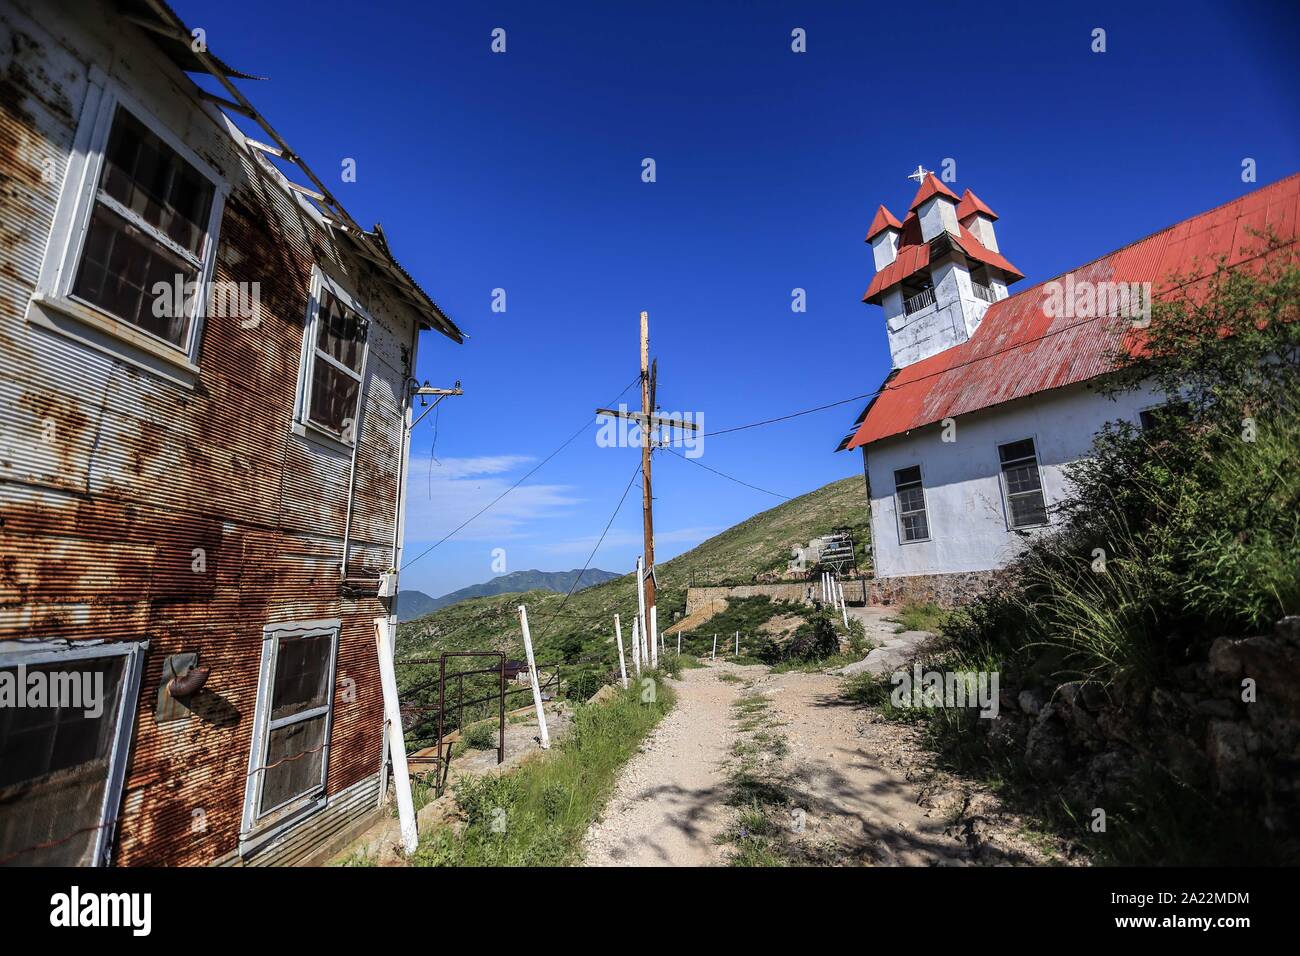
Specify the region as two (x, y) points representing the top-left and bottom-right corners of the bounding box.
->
(977, 171), (1300, 314)
(865, 204), (904, 241)
(956, 188), (998, 221)
(908, 172), (959, 210)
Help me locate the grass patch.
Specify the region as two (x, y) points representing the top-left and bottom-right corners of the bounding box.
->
(889, 601), (949, 634)
(411, 674), (675, 866)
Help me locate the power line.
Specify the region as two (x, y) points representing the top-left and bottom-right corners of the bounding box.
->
(662, 445), (791, 500)
(402, 375), (639, 571)
(535, 459), (643, 643)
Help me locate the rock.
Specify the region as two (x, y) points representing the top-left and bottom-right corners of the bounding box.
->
(1025, 704), (1070, 780)
(587, 684), (621, 706)
(1206, 720), (1261, 794)
(1193, 698), (1237, 719)
(1275, 616), (1300, 647)
(1018, 689), (1044, 716)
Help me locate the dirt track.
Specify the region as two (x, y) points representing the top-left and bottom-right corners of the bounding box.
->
(583, 609), (1073, 867)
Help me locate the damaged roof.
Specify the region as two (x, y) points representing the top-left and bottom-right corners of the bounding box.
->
(117, 0), (462, 342)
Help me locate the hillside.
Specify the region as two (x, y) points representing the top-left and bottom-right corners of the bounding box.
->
(395, 475), (869, 665)
(396, 568), (620, 621)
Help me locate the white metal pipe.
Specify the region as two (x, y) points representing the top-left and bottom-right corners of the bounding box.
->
(635, 555), (648, 666)
(374, 618), (417, 854)
(712, 633), (717, 661)
(518, 605), (550, 749)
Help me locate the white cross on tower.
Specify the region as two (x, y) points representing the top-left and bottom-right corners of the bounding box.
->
(907, 164), (932, 184)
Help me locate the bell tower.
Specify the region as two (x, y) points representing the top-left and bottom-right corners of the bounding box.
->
(863, 169), (1023, 368)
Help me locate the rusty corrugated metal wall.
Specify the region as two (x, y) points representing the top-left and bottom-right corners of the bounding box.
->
(0, 0), (428, 865)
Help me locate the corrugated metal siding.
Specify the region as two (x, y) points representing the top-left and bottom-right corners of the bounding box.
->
(0, 0), (423, 866)
(848, 172), (1300, 448)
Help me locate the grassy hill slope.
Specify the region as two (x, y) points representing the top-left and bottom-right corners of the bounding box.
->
(396, 474), (869, 666)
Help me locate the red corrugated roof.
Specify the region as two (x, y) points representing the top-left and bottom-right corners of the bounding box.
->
(863, 222), (1024, 302)
(956, 188), (998, 221)
(844, 174), (1300, 450)
(909, 172), (959, 210)
(866, 204), (904, 240)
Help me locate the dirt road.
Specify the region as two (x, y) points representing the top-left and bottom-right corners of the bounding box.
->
(583, 610), (1071, 866)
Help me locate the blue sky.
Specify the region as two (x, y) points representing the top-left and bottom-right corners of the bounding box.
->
(177, 0), (1300, 596)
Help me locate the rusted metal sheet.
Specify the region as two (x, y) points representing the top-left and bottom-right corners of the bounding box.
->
(0, 0), (452, 865)
(846, 173), (1300, 449)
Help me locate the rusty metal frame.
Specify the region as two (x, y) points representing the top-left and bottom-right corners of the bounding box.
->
(136, 0), (462, 342)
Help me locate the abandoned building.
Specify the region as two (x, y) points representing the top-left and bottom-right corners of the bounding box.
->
(0, 0), (462, 865)
(839, 170), (1298, 603)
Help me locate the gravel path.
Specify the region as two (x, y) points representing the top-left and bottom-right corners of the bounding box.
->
(583, 663), (760, 866)
(582, 606), (1072, 866)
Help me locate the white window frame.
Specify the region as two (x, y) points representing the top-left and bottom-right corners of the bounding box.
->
(240, 619), (340, 854)
(26, 69), (227, 384)
(996, 436), (1050, 530)
(0, 640), (148, 866)
(893, 464), (931, 544)
(293, 266), (371, 449)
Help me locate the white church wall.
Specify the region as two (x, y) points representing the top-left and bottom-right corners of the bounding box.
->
(871, 230), (899, 271)
(865, 380), (1167, 578)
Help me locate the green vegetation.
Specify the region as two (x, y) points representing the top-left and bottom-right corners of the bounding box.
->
(396, 475), (869, 671)
(882, 244), (1300, 864)
(411, 676), (675, 866)
(718, 692), (793, 866)
(889, 601), (949, 635)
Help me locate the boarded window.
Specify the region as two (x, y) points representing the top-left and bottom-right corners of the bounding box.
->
(998, 439), (1048, 528)
(894, 465), (929, 542)
(71, 106), (215, 348)
(0, 648), (144, 866)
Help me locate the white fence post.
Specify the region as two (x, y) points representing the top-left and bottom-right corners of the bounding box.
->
(649, 605), (659, 669)
(517, 605), (550, 749)
(712, 633), (717, 661)
(614, 613), (628, 690)
(735, 631), (739, 656)
(632, 618), (641, 676)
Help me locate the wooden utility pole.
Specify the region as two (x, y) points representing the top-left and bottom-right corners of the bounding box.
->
(596, 310), (700, 671)
(639, 311), (655, 619)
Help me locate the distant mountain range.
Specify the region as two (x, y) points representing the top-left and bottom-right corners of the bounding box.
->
(396, 568), (623, 622)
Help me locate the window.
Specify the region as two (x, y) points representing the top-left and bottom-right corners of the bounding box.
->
(998, 438), (1048, 529)
(1139, 402), (1189, 433)
(0, 642), (147, 866)
(242, 621), (339, 844)
(893, 465), (930, 542)
(297, 269), (369, 445)
(29, 79), (225, 376)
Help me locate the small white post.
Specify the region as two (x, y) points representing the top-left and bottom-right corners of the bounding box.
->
(712, 633), (717, 661)
(677, 631), (681, 655)
(649, 605), (659, 669)
(517, 605), (550, 749)
(374, 618), (417, 855)
(839, 581), (849, 628)
(735, 631), (739, 656)
(635, 555), (648, 664)
(614, 613), (628, 690)
(631, 618), (641, 676)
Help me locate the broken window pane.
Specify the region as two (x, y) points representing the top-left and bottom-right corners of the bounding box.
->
(73, 205), (197, 346)
(260, 715), (327, 814)
(270, 632), (332, 722)
(100, 107), (214, 257)
(308, 356), (361, 436)
(0, 656), (126, 866)
(315, 288), (366, 373)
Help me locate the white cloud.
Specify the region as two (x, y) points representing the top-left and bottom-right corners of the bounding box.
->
(403, 454), (581, 544)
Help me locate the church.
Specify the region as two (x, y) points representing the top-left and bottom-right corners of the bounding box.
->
(839, 169), (1299, 604)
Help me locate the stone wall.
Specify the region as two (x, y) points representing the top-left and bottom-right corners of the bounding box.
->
(867, 570), (1003, 608)
(685, 580), (868, 615)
